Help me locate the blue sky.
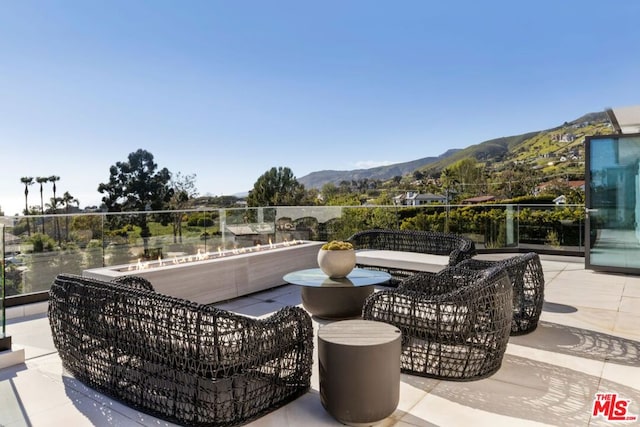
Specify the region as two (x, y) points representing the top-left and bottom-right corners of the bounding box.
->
(1, 1), (639, 215)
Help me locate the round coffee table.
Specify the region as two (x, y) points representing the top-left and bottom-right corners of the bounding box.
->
(283, 268), (391, 319)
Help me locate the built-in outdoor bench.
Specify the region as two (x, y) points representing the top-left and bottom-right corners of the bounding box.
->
(348, 229), (477, 285)
(48, 274), (314, 427)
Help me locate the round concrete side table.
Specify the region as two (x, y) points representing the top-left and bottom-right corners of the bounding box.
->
(318, 319), (401, 426)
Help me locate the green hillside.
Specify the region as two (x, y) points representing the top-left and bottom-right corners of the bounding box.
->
(420, 111), (612, 179)
(420, 132), (540, 174)
(298, 149), (461, 189)
(298, 111), (613, 190)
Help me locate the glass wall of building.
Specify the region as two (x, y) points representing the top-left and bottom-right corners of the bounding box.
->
(586, 133), (640, 273)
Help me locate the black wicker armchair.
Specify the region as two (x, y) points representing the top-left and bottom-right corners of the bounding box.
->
(348, 229), (477, 285)
(362, 265), (512, 381)
(49, 274), (314, 427)
(456, 252), (545, 335)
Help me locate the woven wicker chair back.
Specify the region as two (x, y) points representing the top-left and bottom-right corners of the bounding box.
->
(347, 229), (477, 286)
(348, 229), (476, 265)
(49, 273), (313, 426)
(456, 252), (545, 335)
(363, 264), (513, 380)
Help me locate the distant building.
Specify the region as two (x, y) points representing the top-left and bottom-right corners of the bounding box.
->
(534, 180), (585, 195)
(460, 195), (497, 205)
(560, 133), (576, 143)
(394, 191), (446, 206)
(553, 195), (566, 205)
(568, 180), (585, 191)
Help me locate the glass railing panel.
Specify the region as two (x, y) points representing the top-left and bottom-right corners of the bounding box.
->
(1, 223), (5, 341)
(0, 203), (586, 299)
(221, 207), (274, 248)
(517, 204), (585, 252)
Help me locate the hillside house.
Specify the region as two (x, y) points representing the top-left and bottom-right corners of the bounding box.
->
(553, 195), (567, 205)
(460, 195), (497, 205)
(394, 191), (447, 206)
(534, 180), (585, 196)
(568, 180), (585, 190)
(550, 181), (586, 205)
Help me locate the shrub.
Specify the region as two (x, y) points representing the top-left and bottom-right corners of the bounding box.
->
(545, 230), (561, 248)
(28, 233), (56, 252)
(187, 213), (215, 227)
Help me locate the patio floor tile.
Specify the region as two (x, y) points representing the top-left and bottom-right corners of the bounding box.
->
(2, 254), (639, 426)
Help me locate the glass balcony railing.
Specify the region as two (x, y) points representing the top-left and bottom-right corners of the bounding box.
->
(1, 222), (6, 341)
(0, 203), (586, 299)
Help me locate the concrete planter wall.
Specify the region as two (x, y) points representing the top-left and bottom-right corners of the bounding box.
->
(83, 241), (323, 304)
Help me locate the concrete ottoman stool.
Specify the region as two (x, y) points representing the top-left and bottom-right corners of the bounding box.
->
(318, 319), (401, 426)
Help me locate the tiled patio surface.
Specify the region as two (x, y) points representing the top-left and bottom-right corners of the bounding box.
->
(2, 254), (639, 426)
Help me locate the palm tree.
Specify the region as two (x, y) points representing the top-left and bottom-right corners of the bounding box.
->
(20, 176), (34, 236)
(48, 176), (60, 211)
(36, 176), (49, 234)
(48, 175), (61, 242)
(62, 191), (79, 241)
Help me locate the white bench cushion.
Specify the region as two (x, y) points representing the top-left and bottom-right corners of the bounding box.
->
(355, 250), (449, 274)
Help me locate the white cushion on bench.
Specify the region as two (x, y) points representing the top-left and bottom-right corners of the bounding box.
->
(355, 250), (449, 274)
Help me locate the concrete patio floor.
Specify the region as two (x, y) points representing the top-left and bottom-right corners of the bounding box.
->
(1, 254), (639, 426)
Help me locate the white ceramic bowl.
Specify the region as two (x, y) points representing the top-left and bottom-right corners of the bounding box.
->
(317, 249), (356, 278)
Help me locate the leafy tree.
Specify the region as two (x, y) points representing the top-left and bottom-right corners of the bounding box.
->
(97, 149), (172, 256)
(62, 191), (79, 241)
(302, 187), (321, 205)
(246, 166), (306, 207)
(20, 176), (34, 235)
(326, 193), (361, 206)
(450, 158), (484, 199)
(71, 214), (103, 242)
(369, 191), (394, 205)
(440, 167), (458, 203)
(356, 178), (369, 192)
(492, 165), (541, 199)
(45, 197), (64, 244)
(338, 180), (352, 193)
(320, 183), (339, 201)
(329, 207), (398, 239)
(168, 172), (198, 244)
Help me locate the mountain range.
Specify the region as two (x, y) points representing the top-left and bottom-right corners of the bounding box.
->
(297, 149), (462, 189)
(297, 111), (609, 189)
